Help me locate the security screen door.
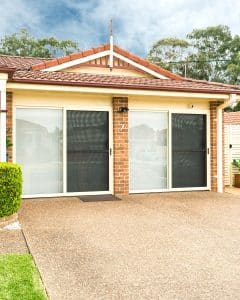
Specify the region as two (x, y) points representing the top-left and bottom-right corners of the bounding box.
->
(67, 110), (109, 192)
(172, 113), (207, 188)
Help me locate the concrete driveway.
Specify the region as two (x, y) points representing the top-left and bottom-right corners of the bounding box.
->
(19, 192), (240, 300)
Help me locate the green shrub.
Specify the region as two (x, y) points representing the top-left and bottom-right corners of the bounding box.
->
(0, 163), (22, 217)
(232, 159), (240, 171)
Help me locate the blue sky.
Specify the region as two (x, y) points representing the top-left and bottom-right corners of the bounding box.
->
(1, 0), (240, 57)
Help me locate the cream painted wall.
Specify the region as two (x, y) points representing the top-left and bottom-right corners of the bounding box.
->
(13, 90), (210, 112)
(129, 96), (210, 111)
(13, 91), (112, 108)
(64, 66), (153, 78)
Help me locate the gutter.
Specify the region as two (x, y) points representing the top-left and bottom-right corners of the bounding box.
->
(217, 94), (238, 192)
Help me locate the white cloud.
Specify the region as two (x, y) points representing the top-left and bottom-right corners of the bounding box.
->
(0, 0), (240, 56)
(0, 0), (42, 36)
(61, 0), (240, 56)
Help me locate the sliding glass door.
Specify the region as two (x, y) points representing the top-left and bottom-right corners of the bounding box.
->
(16, 108), (63, 195)
(129, 111), (168, 191)
(129, 111), (208, 192)
(16, 108), (110, 196)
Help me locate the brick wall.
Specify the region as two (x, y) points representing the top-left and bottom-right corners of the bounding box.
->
(112, 97), (129, 195)
(6, 92), (13, 162)
(210, 101), (224, 192)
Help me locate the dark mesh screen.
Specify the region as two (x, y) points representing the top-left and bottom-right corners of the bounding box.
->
(172, 114), (207, 188)
(67, 111), (109, 192)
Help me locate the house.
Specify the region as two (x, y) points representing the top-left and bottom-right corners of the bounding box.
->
(224, 111), (240, 186)
(0, 42), (239, 198)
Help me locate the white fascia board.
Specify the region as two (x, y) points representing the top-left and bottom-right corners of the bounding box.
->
(113, 52), (167, 79)
(7, 82), (229, 99)
(44, 50), (110, 71)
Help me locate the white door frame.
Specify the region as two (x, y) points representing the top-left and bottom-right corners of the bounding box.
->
(129, 109), (210, 193)
(13, 105), (113, 198)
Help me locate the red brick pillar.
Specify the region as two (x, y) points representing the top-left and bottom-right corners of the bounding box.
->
(112, 97), (129, 195)
(6, 92), (13, 162)
(210, 101), (224, 192)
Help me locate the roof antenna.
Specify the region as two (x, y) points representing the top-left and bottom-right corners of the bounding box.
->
(109, 19), (113, 71)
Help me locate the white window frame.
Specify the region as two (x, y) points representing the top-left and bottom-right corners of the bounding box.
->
(129, 108), (210, 193)
(13, 105), (113, 198)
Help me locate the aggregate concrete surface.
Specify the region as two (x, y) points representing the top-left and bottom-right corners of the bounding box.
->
(19, 192), (240, 300)
(0, 230), (28, 254)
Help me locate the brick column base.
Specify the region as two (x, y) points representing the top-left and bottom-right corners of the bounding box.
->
(210, 101), (224, 192)
(112, 97), (129, 195)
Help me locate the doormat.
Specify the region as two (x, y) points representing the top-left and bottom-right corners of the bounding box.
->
(79, 194), (121, 202)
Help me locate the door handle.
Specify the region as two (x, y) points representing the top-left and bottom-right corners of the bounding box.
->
(109, 148), (112, 156)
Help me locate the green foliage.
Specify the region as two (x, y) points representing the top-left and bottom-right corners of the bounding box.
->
(0, 163), (22, 217)
(232, 159), (240, 171)
(147, 38), (189, 75)
(147, 25), (240, 87)
(0, 254), (48, 300)
(186, 25), (232, 82)
(0, 28), (79, 58)
(6, 137), (12, 148)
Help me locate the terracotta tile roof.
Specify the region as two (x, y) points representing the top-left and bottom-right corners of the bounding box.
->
(0, 55), (49, 70)
(11, 70), (240, 94)
(1, 46), (240, 95)
(224, 112), (240, 124)
(31, 43), (183, 80)
(185, 77), (240, 91)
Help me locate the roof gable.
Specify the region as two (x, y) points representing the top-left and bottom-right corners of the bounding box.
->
(31, 44), (183, 80)
(64, 56), (154, 78)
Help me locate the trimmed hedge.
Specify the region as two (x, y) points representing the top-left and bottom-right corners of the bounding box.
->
(0, 163), (22, 217)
